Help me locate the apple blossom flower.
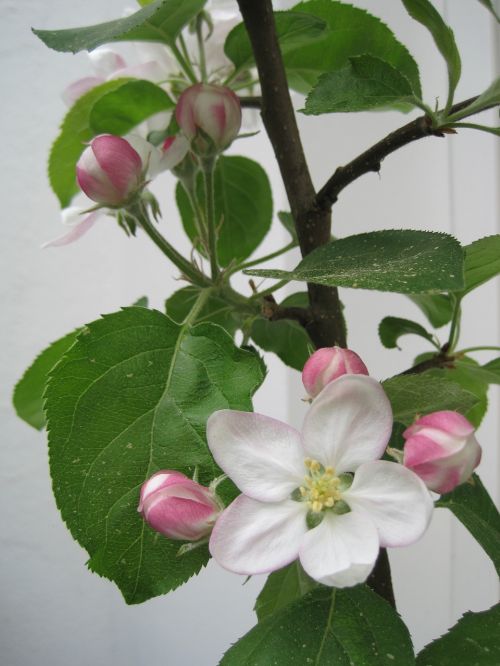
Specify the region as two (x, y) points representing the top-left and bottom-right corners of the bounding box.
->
(138, 470), (221, 541)
(302, 347), (369, 399)
(41, 206), (103, 248)
(207, 375), (433, 588)
(403, 411), (482, 494)
(176, 83), (242, 155)
(61, 47), (127, 106)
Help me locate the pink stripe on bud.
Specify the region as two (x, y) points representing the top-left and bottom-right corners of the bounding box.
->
(76, 135), (143, 206)
(138, 471), (221, 541)
(403, 411), (481, 494)
(302, 347), (369, 399)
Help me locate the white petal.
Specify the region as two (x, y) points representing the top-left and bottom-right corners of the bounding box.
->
(41, 211), (101, 248)
(299, 511), (379, 588)
(207, 410), (305, 502)
(301, 375), (393, 473)
(344, 460), (433, 547)
(209, 495), (307, 575)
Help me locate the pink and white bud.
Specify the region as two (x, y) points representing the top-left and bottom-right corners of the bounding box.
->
(302, 347), (369, 399)
(176, 83), (241, 155)
(138, 470), (221, 541)
(76, 135), (144, 206)
(403, 411), (482, 494)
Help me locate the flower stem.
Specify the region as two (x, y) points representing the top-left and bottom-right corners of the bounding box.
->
(249, 279), (289, 300)
(196, 15), (208, 83)
(201, 159), (219, 281)
(457, 345), (500, 355)
(170, 42), (198, 84)
(132, 202), (210, 288)
(447, 295), (462, 351)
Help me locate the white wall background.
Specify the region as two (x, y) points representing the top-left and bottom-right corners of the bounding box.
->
(1, 1), (498, 664)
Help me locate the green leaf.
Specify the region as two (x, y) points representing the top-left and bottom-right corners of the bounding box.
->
(407, 293), (453, 328)
(455, 358), (500, 385)
(246, 230), (464, 294)
(458, 235), (500, 296)
(482, 357), (500, 380)
(436, 475), (500, 576)
(255, 562), (317, 622)
(379, 316), (435, 350)
(49, 79), (129, 207)
(417, 603), (500, 666)
(476, 0), (500, 21)
(250, 293), (311, 371)
(400, 0), (461, 105)
(13, 330), (80, 430)
(278, 211), (298, 243)
(165, 286), (241, 336)
(284, 1), (421, 96)
(382, 374), (479, 425)
(448, 77), (500, 121)
(89, 80), (174, 135)
(225, 11), (327, 74)
(33, 0), (207, 53)
(304, 55), (415, 115)
(44, 307), (264, 603)
(176, 156), (273, 267)
(221, 585), (415, 665)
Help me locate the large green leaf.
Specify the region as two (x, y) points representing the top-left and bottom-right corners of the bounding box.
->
(33, 0), (206, 53)
(417, 603), (500, 665)
(224, 11), (327, 73)
(251, 293), (312, 371)
(407, 293), (453, 328)
(90, 80), (174, 135)
(176, 156), (273, 268)
(382, 374), (479, 425)
(13, 330), (80, 430)
(165, 286), (242, 336)
(401, 0), (461, 106)
(49, 79), (130, 207)
(283, 0), (421, 96)
(221, 585), (415, 665)
(254, 562), (317, 622)
(246, 231), (464, 294)
(44, 307), (264, 603)
(379, 316), (435, 350)
(458, 235), (500, 296)
(437, 475), (500, 576)
(304, 55), (415, 115)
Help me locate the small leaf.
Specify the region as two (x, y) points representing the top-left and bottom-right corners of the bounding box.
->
(285, 0), (421, 96)
(225, 11), (326, 74)
(49, 79), (129, 207)
(45, 307), (264, 603)
(417, 603), (500, 666)
(436, 475), (500, 576)
(176, 156), (273, 267)
(221, 585), (415, 665)
(250, 294), (311, 371)
(246, 230), (464, 294)
(448, 77), (500, 121)
(13, 330), (80, 430)
(379, 316), (435, 350)
(407, 293), (453, 328)
(458, 234), (500, 296)
(401, 0), (461, 105)
(90, 80), (174, 135)
(165, 286), (241, 336)
(277, 211), (298, 243)
(255, 562), (317, 622)
(382, 373), (479, 425)
(33, 0), (207, 53)
(476, 0), (500, 21)
(455, 358), (500, 385)
(482, 357), (500, 379)
(304, 55), (415, 115)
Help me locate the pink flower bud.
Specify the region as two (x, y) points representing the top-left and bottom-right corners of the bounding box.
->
(76, 135), (143, 206)
(403, 411), (482, 494)
(176, 83), (241, 155)
(302, 347), (369, 398)
(138, 471), (221, 541)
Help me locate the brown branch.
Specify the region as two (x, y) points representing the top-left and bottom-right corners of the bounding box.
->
(238, 95), (262, 109)
(316, 95), (497, 210)
(236, 0), (346, 348)
(399, 350), (455, 376)
(261, 295), (313, 327)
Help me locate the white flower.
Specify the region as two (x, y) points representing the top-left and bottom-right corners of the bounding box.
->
(207, 375), (433, 588)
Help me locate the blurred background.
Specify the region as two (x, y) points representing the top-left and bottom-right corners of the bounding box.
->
(1, 0), (498, 664)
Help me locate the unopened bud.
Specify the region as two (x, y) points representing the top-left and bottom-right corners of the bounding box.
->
(138, 470), (221, 541)
(302, 347), (369, 399)
(403, 411), (482, 494)
(76, 134), (143, 206)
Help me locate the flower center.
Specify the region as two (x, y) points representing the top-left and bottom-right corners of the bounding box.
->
(299, 458), (343, 513)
